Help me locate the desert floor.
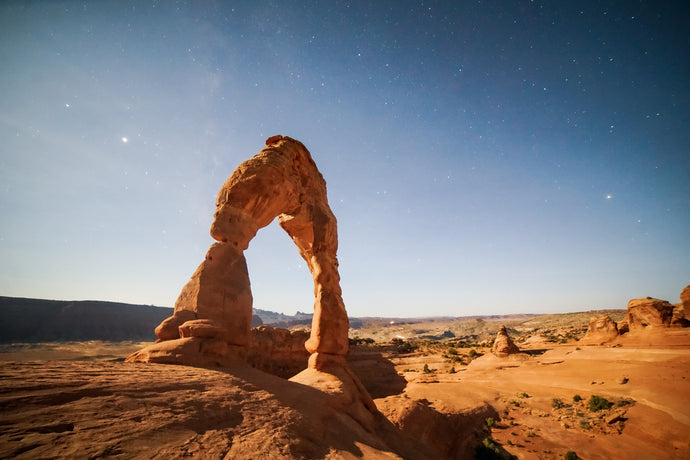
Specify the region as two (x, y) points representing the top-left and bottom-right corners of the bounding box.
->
(1, 330), (689, 459)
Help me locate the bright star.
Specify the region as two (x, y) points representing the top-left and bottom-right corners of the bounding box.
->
(122, 137), (128, 143)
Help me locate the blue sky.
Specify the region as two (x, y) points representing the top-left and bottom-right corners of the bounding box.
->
(1, 1), (688, 317)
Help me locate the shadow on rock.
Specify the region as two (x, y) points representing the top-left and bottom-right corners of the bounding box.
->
(376, 395), (504, 459)
(347, 349), (408, 398)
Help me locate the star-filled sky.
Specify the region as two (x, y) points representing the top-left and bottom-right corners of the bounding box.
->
(1, 1), (688, 317)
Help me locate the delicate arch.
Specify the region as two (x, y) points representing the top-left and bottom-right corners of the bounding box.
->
(129, 136), (348, 370)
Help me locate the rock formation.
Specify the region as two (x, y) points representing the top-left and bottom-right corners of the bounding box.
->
(581, 315), (619, 344)
(127, 136), (349, 370)
(247, 326), (310, 378)
(491, 325), (520, 356)
(673, 284), (690, 327)
(626, 297), (675, 331)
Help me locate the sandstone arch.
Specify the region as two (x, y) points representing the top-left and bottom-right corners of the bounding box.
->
(127, 136), (349, 370)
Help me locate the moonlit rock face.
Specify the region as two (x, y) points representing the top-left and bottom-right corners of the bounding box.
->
(128, 136), (350, 370)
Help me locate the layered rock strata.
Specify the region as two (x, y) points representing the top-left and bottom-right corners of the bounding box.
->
(491, 325), (520, 357)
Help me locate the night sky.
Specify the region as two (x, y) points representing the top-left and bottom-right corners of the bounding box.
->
(1, 1), (688, 317)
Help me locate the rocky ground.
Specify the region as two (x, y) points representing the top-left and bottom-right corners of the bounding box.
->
(1, 321), (689, 459)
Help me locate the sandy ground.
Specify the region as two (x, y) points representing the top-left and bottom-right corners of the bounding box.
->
(1, 330), (689, 459)
(386, 330), (690, 459)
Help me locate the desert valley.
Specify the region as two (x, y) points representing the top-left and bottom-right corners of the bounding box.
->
(1, 286), (689, 459)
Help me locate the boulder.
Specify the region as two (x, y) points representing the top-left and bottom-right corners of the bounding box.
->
(492, 325), (520, 356)
(581, 315), (619, 344)
(626, 298), (675, 330)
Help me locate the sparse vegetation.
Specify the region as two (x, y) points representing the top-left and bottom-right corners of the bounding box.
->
(468, 348), (478, 358)
(475, 437), (503, 460)
(486, 417), (495, 428)
(564, 452), (579, 460)
(552, 398), (565, 409)
(615, 397), (635, 407)
(518, 392), (530, 398)
(588, 395), (612, 412)
(390, 338), (417, 354)
(448, 366), (456, 374)
(573, 394), (582, 402)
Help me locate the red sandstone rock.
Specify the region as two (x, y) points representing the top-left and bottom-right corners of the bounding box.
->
(128, 136), (349, 371)
(581, 315), (619, 344)
(492, 325), (520, 356)
(627, 298), (675, 330)
(247, 326), (310, 378)
(674, 285), (690, 327)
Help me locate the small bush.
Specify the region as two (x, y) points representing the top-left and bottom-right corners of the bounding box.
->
(449, 366), (456, 374)
(422, 363), (432, 374)
(565, 452), (579, 460)
(518, 392), (530, 398)
(475, 437), (503, 460)
(468, 349), (478, 358)
(588, 395), (612, 412)
(486, 417), (495, 428)
(447, 347), (458, 355)
(615, 397), (635, 407)
(573, 394), (582, 402)
(552, 398), (565, 409)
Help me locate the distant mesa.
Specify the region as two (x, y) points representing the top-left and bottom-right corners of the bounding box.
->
(491, 325), (520, 357)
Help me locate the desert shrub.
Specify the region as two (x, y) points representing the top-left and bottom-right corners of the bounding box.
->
(486, 417), (495, 428)
(518, 392), (530, 398)
(564, 452), (579, 460)
(475, 437), (503, 460)
(447, 347), (458, 355)
(509, 400), (520, 407)
(573, 394), (582, 402)
(588, 395), (612, 412)
(391, 338), (417, 354)
(525, 428), (536, 437)
(615, 397), (635, 407)
(578, 419), (591, 430)
(552, 398), (565, 409)
(468, 349), (478, 358)
(449, 366), (456, 374)
(422, 363), (432, 374)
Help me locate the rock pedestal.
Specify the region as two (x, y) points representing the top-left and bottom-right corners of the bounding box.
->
(581, 315), (619, 344)
(491, 325), (520, 357)
(127, 136), (349, 370)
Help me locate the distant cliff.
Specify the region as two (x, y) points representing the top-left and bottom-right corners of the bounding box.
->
(0, 297), (172, 343)
(0, 297), (305, 343)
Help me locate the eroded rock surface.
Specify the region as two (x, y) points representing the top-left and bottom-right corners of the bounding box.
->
(627, 298), (675, 330)
(581, 315), (619, 344)
(674, 285), (690, 327)
(491, 325), (520, 356)
(127, 136), (349, 370)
